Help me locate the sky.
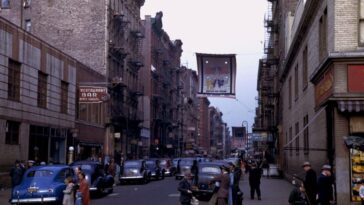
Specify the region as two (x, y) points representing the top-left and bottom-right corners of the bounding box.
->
(140, 0), (267, 132)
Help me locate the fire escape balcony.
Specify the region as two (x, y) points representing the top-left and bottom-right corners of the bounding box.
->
(128, 55), (144, 72)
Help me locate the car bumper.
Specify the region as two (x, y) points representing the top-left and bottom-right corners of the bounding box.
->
(120, 176), (144, 179)
(11, 197), (57, 203)
(89, 187), (98, 191)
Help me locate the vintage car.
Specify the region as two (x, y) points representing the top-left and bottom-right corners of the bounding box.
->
(10, 165), (74, 205)
(146, 159), (164, 180)
(192, 162), (223, 200)
(120, 160), (151, 184)
(175, 158), (195, 180)
(70, 160), (114, 195)
(159, 158), (175, 176)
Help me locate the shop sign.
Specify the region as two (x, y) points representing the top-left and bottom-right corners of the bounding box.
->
(348, 65), (364, 92)
(79, 86), (108, 103)
(315, 68), (333, 105)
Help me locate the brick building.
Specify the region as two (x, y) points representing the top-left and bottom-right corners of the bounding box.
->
(258, 0), (364, 203)
(0, 0), (147, 160)
(197, 97), (210, 155)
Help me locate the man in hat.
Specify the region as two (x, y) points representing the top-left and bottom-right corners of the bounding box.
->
(211, 165), (231, 205)
(247, 162), (262, 200)
(317, 164), (334, 205)
(178, 171), (193, 205)
(9, 160), (24, 197)
(302, 161), (317, 205)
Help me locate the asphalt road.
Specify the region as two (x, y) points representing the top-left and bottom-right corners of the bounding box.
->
(91, 177), (208, 205)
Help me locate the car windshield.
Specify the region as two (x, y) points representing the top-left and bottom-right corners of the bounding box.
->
(200, 166), (221, 174)
(27, 170), (54, 177)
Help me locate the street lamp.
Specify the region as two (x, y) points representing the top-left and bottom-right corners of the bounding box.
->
(242, 121), (249, 149)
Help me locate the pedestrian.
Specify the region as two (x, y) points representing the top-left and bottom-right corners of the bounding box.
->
(288, 182), (308, 205)
(317, 165), (334, 205)
(9, 160), (24, 190)
(108, 158), (117, 184)
(248, 162), (262, 200)
(230, 163), (243, 205)
(62, 175), (75, 205)
(262, 159), (270, 178)
(191, 159), (199, 186)
(178, 171), (193, 205)
(77, 172), (90, 205)
(211, 165), (230, 205)
(302, 161), (317, 205)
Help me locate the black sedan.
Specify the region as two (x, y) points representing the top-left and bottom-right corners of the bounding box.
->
(70, 161), (114, 195)
(146, 159), (164, 180)
(175, 158), (195, 180)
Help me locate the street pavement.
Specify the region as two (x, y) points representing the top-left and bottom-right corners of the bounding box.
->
(0, 175), (294, 205)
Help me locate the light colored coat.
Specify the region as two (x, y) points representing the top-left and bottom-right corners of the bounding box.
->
(62, 183), (75, 205)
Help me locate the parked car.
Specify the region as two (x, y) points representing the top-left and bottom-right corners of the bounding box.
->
(175, 158), (195, 180)
(146, 159), (164, 180)
(192, 162), (223, 200)
(70, 160), (114, 195)
(10, 165), (74, 205)
(120, 160), (151, 184)
(159, 158), (175, 176)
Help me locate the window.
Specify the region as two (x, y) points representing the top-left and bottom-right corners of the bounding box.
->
(25, 19), (31, 32)
(303, 115), (309, 155)
(60, 81), (68, 113)
(294, 65), (299, 100)
(37, 71), (47, 108)
(302, 46), (308, 89)
(5, 121), (20, 145)
(1, 0), (10, 8)
(8, 59), (21, 101)
(319, 9), (328, 61)
(295, 122), (299, 156)
(289, 126), (292, 156)
(288, 77), (292, 109)
(360, 0), (364, 44)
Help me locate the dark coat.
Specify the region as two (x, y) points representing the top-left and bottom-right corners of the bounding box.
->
(288, 187), (307, 205)
(248, 167), (262, 185)
(304, 168), (317, 204)
(10, 166), (24, 187)
(178, 178), (192, 203)
(317, 173), (333, 204)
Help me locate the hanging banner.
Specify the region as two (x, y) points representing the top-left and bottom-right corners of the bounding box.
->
(196, 53), (236, 98)
(79, 86), (108, 103)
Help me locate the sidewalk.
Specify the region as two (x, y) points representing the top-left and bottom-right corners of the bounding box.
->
(0, 188), (10, 205)
(240, 175), (294, 205)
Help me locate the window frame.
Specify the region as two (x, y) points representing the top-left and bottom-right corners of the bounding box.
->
(5, 120), (20, 145)
(7, 59), (21, 101)
(1, 0), (10, 9)
(302, 45), (308, 90)
(295, 122), (299, 156)
(303, 115), (309, 155)
(37, 71), (48, 108)
(60, 81), (68, 114)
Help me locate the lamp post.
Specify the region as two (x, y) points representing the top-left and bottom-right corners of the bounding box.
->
(242, 121), (249, 149)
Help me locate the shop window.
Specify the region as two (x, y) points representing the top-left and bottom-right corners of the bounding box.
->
(25, 19), (31, 32)
(8, 59), (21, 101)
(37, 71), (47, 108)
(350, 148), (364, 202)
(60, 81), (68, 113)
(5, 121), (20, 145)
(303, 115), (309, 155)
(1, 0), (10, 9)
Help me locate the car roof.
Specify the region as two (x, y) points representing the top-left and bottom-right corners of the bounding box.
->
(25, 165), (70, 172)
(71, 160), (101, 165)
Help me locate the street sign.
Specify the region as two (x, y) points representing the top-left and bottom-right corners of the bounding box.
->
(79, 86), (108, 103)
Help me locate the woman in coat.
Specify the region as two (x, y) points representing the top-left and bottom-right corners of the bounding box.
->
(77, 172), (90, 205)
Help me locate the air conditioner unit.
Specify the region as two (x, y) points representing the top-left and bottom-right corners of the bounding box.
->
(23, 0), (31, 8)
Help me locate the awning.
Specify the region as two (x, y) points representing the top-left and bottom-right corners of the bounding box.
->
(344, 136), (364, 151)
(338, 100), (364, 112)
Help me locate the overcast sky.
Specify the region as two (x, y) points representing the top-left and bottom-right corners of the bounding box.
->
(141, 1), (267, 132)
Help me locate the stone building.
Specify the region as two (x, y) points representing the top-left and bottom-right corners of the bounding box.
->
(0, 0), (147, 160)
(0, 16), (77, 165)
(259, 0), (364, 203)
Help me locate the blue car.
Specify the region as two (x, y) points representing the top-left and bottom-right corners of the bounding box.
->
(10, 165), (75, 204)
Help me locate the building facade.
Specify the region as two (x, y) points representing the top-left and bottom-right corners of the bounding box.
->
(197, 96), (210, 155)
(259, 0), (364, 203)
